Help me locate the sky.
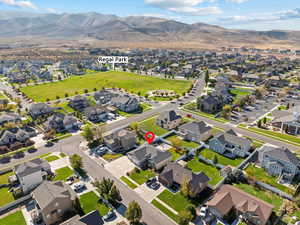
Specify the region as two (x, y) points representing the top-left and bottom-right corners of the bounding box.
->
(0, 0), (299, 31)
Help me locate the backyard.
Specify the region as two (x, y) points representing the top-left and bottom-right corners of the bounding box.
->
(79, 191), (110, 216)
(165, 135), (199, 149)
(20, 71), (192, 102)
(138, 117), (168, 136)
(168, 147), (184, 161)
(0, 171), (15, 207)
(245, 164), (295, 195)
(187, 158), (223, 186)
(128, 169), (156, 185)
(0, 210), (26, 225)
(200, 148), (244, 167)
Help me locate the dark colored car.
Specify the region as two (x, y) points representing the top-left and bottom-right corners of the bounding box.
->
(150, 182), (160, 190)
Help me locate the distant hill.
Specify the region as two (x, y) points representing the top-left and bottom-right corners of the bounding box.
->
(0, 11), (299, 48)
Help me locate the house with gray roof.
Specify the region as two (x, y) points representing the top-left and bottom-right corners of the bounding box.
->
(43, 112), (80, 133)
(197, 93), (224, 114)
(104, 129), (136, 152)
(209, 129), (252, 158)
(272, 105), (300, 135)
(156, 110), (182, 130)
(179, 121), (212, 143)
(158, 162), (210, 198)
(61, 210), (104, 225)
(84, 106), (109, 123)
(94, 90), (116, 105)
(110, 95), (139, 113)
(32, 181), (76, 225)
(127, 144), (172, 170)
(0, 113), (21, 125)
(258, 145), (300, 183)
(13, 158), (51, 195)
(29, 103), (53, 118)
(0, 127), (36, 150)
(68, 95), (90, 112)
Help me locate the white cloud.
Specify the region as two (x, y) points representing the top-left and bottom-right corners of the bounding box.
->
(0, 0), (37, 9)
(46, 8), (57, 13)
(144, 0), (221, 16)
(226, 0), (249, 3)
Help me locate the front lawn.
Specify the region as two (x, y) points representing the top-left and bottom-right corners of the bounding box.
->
(44, 155), (60, 162)
(79, 191), (110, 216)
(200, 148), (244, 167)
(0, 187), (15, 207)
(128, 169), (156, 185)
(53, 166), (74, 181)
(157, 190), (194, 212)
(0, 210), (26, 225)
(120, 176), (138, 189)
(0, 171), (13, 185)
(187, 158), (222, 186)
(168, 148), (184, 161)
(139, 117), (168, 136)
(234, 183), (282, 212)
(151, 199), (179, 223)
(245, 164), (295, 195)
(166, 135), (199, 149)
(20, 71), (192, 102)
(102, 153), (123, 162)
(230, 88), (252, 97)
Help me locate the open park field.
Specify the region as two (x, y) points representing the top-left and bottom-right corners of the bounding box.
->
(20, 71), (192, 102)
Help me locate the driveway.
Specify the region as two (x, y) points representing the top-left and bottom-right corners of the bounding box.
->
(104, 156), (136, 178)
(134, 183), (165, 202)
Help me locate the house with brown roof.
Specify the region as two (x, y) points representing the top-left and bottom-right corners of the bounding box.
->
(207, 185), (274, 225)
(158, 163), (210, 197)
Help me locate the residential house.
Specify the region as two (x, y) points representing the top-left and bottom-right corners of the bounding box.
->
(104, 129), (136, 152)
(197, 92), (224, 114)
(61, 210), (104, 225)
(158, 163), (210, 197)
(258, 145), (300, 183)
(179, 121), (212, 143)
(32, 181), (76, 225)
(29, 103), (53, 118)
(68, 95), (90, 112)
(110, 95), (139, 113)
(271, 105), (300, 135)
(0, 113), (21, 125)
(13, 158), (51, 194)
(94, 90), (116, 105)
(207, 185), (274, 225)
(156, 110), (182, 130)
(84, 106), (109, 123)
(209, 129), (252, 158)
(0, 127), (36, 150)
(43, 113), (80, 133)
(127, 144), (172, 170)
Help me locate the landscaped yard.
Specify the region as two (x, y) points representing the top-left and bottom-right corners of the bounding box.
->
(0, 187), (15, 207)
(151, 199), (179, 223)
(230, 88), (252, 97)
(187, 158), (223, 186)
(128, 169), (156, 185)
(79, 191), (110, 216)
(102, 153), (123, 162)
(120, 176), (138, 189)
(0, 210), (26, 225)
(139, 117), (168, 136)
(44, 155), (60, 162)
(234, 183), (283, 212)
(157, 190), (194, 212)
(51, 101), (75, 113)
(245, 164), (295, 195)
(53, 166), (74, 181)
(168, 148), (184, 161)
(166, 135), (199, 149)
(200, 148), (244, 167)
(117, 103), (152, 117)
(20, 71), (192, 102)
(0, 171), (13, 185)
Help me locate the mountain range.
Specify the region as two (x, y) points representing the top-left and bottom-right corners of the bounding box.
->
(0, 11), (299, 49)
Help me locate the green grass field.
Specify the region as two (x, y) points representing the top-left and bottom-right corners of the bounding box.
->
(20, 71), (192, 102)
(79, 191), (110, 216)
(168, 148), (184, 161)
(129, 169), (156, 185)
(0, 171), (13, 185)
(151, 199), (179, 223)
(200, 148), (244, 167)
(139, 117), (168, 136)
(187, 158), (222, 186)
(44, 155), (60, 162)
(53, 166), (74, 181)
(230, 88), (253, 97)
(0, 210), (26, 225)
(0, 187), (15, 207)
(157, 190), (194, 212)
(166, 135), (199, 149)
(120, 176), (138, 189)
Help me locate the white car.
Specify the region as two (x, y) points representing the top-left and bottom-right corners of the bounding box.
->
(199, 206), (207, 217)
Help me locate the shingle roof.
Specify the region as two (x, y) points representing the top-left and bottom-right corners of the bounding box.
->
(61, 210), (104, 225)
(179, 121), (212, 134)
(15, 158), (49, 177)
(157, 110), (181, 122)
(261, 145), (300, 166)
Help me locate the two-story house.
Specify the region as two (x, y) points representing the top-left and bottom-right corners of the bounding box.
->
(258, 145), (300, 183)
(68, 95), (90, 112)
(29, 103), (53, 118)
(178, 121), (212, 143)
(156, 110), (182, 130)
(43, 113), (80, 133)
(94, 90), (116, 105)
(104, 129), (136, 152)
(209, 129), (252, 158)
(110, 95), (139, 113)
(32, 181), (76, 225)
(84, 106), (109, 123)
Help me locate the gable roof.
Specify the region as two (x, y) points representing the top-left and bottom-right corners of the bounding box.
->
(179, 121), (212, 134)
(207, 185), (274, 225)
(15, 158), (49, 177)
(261, 145), (300, 166)
(214, 129), (251, 147)
(157, 110), (181, 122)
(61, 210), (104, 225)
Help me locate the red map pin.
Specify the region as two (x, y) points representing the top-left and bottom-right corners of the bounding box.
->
(145, 132), (155, 144)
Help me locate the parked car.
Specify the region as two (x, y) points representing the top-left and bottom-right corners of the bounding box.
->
(199, 206), (207, 217)
(103, 210), (115, 221)
(73, 183), (86, 192)
(146, 177), (157, 187)
(150, 182), (160, 190)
